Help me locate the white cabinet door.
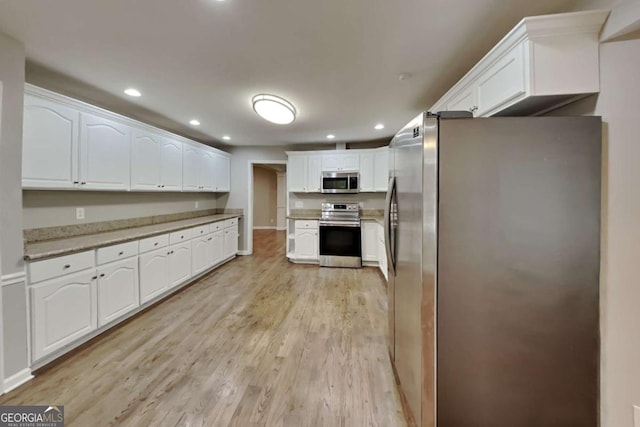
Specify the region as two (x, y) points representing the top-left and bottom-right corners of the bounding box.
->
(97, 258), (139, 327)
(377, 224), (388, 281)
(306, 155), (322, 192)
(131, 129), (162, 191)
(359, 153), (374, 192)
(223, 226), (239, 259)
(211, 230), (224, 265)
(199, 148), (216, 191)
(288, 155), (307, 192)
(476, 42), (526, 116)
(361, 221), (379, 262)
(139, 247), (170, 304)
(322, 153), (359, 171)
(214, 154), (230, 192)
(169, 242), (192, 288)
(160, 137), (183, 191)
(374, 148), (389, 192)
(31, 270), (97, 361)
(294, 228), (318, 260)
(182, 143), (201, 191)
(79, 113), (131, 190)
(446, 84), (478, 115)
(321, 154), (339, 171)
(192, 236), (211, 276)
(22, 94), (80, 189)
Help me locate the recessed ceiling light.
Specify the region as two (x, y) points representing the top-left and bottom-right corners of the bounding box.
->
(222, 135), (231, 141)
(189, 119), (200, 126)
(252, 94), (296, 125)
(374, 123), (385, 130)
(124, 88), (141, 97)
(327, 134), (335, 140)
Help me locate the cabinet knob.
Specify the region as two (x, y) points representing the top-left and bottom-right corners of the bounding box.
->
(161, 185), (165, 188)
(81, 181), (87, 185)
(99, 273), (105, 278)
(73, 181), (79, 184)
(470, 106), (478, 113)
(63, 264), (71, 269)
(154, 242), (158, 246)
(118, 251), (124, 255)
(92, 275), (98, 280)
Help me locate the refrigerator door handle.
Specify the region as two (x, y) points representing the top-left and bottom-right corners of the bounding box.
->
(384, 176), (396, 276)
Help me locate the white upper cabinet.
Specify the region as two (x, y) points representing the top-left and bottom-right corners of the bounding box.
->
(79, 113), (131, 190)
(199, 148), (216, 191)
(22, 85), (231, 193)
(430, 10), (609, 117)
(160, 137), (183, 191)
(306, 155), (322, 192)
(214, 154), (230, 192)
(322, 153), (359, 172)
(374, 148), (389, 192)
(288, 155), (307, 192)
(131, 129), (162, 191)
(359, 153), (374, 192)
(182, 142), (201, 191)
(23, 94), (80, 189)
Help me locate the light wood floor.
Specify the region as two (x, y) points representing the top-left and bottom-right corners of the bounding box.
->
(1, 230), (407, 426)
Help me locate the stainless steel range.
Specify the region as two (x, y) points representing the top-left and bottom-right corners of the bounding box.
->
(319, 202), (362, 268)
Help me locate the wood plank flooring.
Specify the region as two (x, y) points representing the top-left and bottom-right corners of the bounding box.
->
(1, 230), (407, 426)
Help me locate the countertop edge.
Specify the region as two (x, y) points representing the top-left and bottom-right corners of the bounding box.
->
(24, 214), (243, 262)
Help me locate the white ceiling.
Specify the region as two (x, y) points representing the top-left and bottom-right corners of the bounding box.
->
(0, 0), (584, 147)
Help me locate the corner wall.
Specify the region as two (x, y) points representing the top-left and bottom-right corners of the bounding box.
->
(0, 32), (29, 382)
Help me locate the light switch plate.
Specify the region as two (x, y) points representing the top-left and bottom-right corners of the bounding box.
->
(76, 207), (85, 220)
(634, 405), (639, 427)
(195, 201), (199, 208)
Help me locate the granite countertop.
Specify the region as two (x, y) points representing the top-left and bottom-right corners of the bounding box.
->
(286, 214), (321, 220)
(24, 213), (242, 261)
(360, 215), (384, 225)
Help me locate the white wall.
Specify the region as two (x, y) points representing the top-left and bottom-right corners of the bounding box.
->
(550, 1), (640, 424)
(220, 146), (288, 252)
(0, 31), (28, 381)
(23, 191), (219, 229)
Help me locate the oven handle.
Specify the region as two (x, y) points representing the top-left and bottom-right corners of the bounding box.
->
(319, 221), (361, 228)
(384, 176), (396, 276)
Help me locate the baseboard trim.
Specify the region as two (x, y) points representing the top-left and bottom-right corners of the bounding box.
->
(253, 226), (276, 230)
(275, 227), (286, 231)
(238, 250), (251, 256)
(3, 368), (33, 394)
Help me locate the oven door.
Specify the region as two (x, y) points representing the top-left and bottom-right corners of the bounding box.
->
(318, 222), (362, 268)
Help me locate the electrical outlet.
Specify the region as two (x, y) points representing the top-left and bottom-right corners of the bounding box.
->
(634, 405), (640, 427)
(195, 201), (199, 209)
(76, 207), (85, 220)
(295, 201), (303, 208)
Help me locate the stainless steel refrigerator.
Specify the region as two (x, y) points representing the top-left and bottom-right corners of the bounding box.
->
(384, 112), (600, 427)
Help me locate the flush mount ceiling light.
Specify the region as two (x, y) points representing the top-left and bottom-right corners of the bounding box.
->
(189, 119), (201, 126)
(222, 135), (231, 141)
(326, 134), (335, 140)
(124, 88), (141, 97)
(252, 94), (296, 125)
(374, 123), (385, 130)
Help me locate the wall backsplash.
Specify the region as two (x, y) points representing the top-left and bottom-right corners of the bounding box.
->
(288, 192), (386, 210)
(23, 190), (221, 229)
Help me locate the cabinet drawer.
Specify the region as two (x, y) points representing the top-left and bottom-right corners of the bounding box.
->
(97, 240), (139, 265)
(191, 224), (210, 237)
(209, 221), (224, 233)
(295, 220), (318, 230)
(139, 233), (169, 254)
(223, 218), (238, 228)
(29, 250), (95, 284)
(169, 229), (193, 245)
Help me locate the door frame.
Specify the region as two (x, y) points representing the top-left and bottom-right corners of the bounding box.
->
(247, 160), (287, 255)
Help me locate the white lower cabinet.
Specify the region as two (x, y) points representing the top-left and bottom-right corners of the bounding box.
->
(169, 242), (192, 288)
(97, 257), (139, 327)
(361, 221), (379, 262)
(31, 269), (97, 361)
(192, 235), (212, 276)
(223, 225), (239, 259)
(377, 223), (388, 281)
(139, 247), (170, 304)
(294, 230), (318, 261)
(211, 230), (224, 265)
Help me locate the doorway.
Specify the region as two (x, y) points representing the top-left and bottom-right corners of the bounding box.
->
(247, 161), (287, 254)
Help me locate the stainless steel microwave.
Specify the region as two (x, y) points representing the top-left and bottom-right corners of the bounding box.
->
(321, 172), (359, 194)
